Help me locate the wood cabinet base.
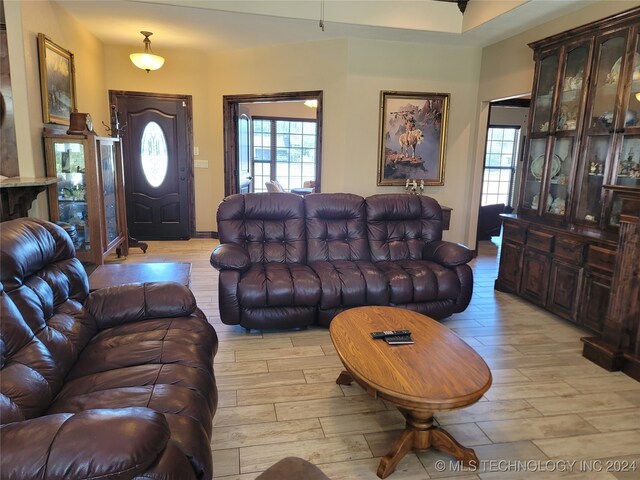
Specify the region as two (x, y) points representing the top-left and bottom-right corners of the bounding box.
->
(581, 337), (640, 382)
(581, 337), (625, 372)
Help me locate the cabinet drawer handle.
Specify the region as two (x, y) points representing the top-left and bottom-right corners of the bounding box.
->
(615, 128), (626, 134)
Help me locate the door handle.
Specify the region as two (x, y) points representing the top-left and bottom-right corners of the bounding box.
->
(180, 177), (186, 181)
(248, 176), (253, 180)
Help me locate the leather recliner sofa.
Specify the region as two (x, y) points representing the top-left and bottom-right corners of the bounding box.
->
(0, 218), (218, 479)
(211, 193), (473, 330)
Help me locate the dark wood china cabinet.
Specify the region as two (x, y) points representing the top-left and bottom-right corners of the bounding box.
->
(495, 8), (640, 378)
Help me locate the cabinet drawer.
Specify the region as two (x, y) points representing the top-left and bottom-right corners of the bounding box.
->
(555, 237), (585, 263)
(503, 223), (526, 244)
(526, 229), (554, 253)
(586, 246), (616, 273)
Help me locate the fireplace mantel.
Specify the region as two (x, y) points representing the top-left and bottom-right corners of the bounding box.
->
(0, 177), (59, 221)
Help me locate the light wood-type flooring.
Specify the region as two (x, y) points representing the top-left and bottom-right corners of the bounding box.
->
(106, 238), (640, 479)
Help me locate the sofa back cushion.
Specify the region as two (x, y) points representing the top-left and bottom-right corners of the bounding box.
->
(218, 193), (307, 264)
(305, 193), (370, 262)
(366, 194), (443, 262)
(0, 218), (97, 421)
(0, 288), (58, 423)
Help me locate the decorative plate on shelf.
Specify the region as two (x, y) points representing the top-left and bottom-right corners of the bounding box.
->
(530, 154), (562, 180)
(609, 53), (640, 84)
(530, 156), (544, 180)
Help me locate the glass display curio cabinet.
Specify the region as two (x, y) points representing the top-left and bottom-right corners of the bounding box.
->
(496, 8), (640, 336)
(44, 131), (129, 265)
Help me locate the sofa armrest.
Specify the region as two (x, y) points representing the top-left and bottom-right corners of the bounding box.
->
(210, 243), (251, 272)
(86, 282), (197, 329)
(423, 240), (474, 267)
(0, 408), (169, 480)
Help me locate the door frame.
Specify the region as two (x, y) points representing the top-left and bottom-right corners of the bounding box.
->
(109, 90), (195, 238)
(223, 90), (323, 196)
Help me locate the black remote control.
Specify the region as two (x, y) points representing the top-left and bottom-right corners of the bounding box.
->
(371, 330), (411, 339)
(385, 334), (414, 345)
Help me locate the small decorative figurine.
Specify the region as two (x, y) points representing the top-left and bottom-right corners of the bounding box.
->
(404, 179), (424, 196)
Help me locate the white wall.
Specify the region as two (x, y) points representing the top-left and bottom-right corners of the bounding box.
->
(343, 38), (482, 243)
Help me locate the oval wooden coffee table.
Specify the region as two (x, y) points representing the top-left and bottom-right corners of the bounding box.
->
(330, 306), (492, 478)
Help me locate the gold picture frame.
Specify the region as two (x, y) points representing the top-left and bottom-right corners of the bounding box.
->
(377, 91), (449, 186)
(38, 33), (77, 125)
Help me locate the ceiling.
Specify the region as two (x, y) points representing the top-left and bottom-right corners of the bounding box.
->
(56, 0), (599, 52)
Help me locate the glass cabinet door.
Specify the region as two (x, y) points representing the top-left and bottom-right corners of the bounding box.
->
(545, 44), (589, 219)
(546, 137), (574, 216)
(557, 44), (589, 132)
(612, 34), (640, 193)
(609, 135), (640, 226)
(587, 34), (627, 130)
(608, 34), (640, 227)
(575, 135), (610, 224)
(574, 32), (629, 226)
(522, 137), (548, 210)
(99, 140), (121, 245)
(531, 53), (559, 134)
(53, 141), (90, 252)
(625, 32), (640, 129)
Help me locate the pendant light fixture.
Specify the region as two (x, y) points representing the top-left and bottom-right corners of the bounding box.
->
(130, 31), (165, 72)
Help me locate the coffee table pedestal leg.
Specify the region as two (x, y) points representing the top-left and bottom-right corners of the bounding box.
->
(377, 411), (479, 479)
(336, 370), (354, 385)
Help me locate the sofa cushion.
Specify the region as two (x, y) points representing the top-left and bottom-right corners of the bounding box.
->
(306, 193), (370, 262)
(218, 193), (307, 264)
(0, 217), (79, 292)
(309, 260), (388, 309)
(0, 408), (172, 480)
(0, 290), (59, 422)
(375, 260), (460, 304)
(238, 263), (321, 307)
(366, 194), (443, 262)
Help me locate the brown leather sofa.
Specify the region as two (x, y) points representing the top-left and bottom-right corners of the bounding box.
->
(0, 218), (218, 479)
(211, 193), (473, 329)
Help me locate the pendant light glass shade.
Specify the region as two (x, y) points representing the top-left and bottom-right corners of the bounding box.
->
(130, 31), (165, 72)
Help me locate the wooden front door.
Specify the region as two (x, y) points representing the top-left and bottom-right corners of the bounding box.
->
(110, 91), (193, 240)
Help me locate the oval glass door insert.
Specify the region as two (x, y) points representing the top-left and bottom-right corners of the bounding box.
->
(140, 121), (168, 187)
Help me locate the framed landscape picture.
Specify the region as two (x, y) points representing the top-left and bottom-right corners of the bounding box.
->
(38, 33), (76, 125)
(377, 91), (449, 186)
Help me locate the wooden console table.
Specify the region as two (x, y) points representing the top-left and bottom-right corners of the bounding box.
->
(441, 205), (452, 231)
